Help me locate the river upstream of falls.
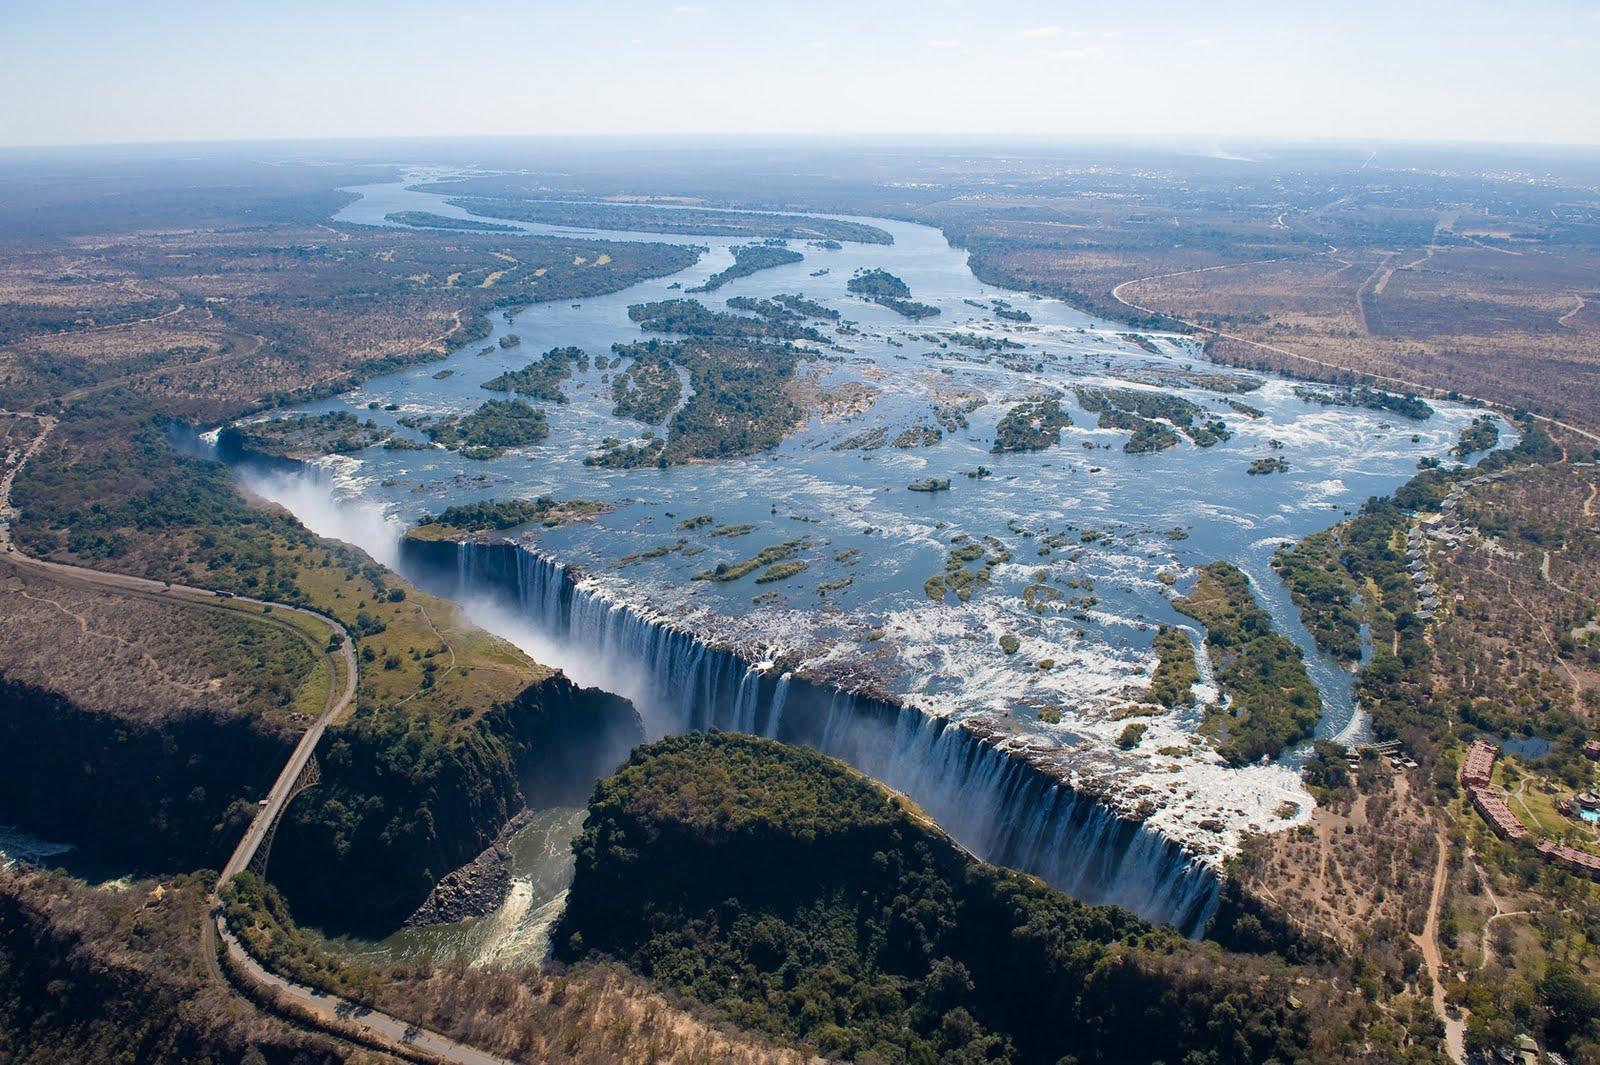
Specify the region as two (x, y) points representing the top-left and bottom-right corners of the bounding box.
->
(224, 171), (1509, 954)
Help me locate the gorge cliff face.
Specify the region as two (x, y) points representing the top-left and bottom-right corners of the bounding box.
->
(0, 674), (296, 872)
(270, 673), (641, 935)
(554, 734), (1322, 1065)
(0, 668), (641, 938)
(399, 533), (1222, 934)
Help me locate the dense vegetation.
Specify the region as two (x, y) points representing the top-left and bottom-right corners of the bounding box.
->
(412, 397), (549, 458)
(556, 733), (1386, 1064)
(444, 195), (894, 244)
(1150, 625), (1200, 707)
(603, 338), (805, 465)
(847, 267), (910, 298)
(1272, 528), (1365, 663)
(773, 293), (842, 320)
(992, 395), (1073, 452)
(275, 673), (641, 933)
(628, 298), (827, 342)
(481, 345), (587, 402)
(16, 410), (315, 578)
(1453, 414), (1500, 457)
(847, 268), (940, 319)
(412, 495), (606, 535)
(1176, 562), (1321, 764)
(1100, 406), (1179, 453)
(1293, 386), (1433, 421)
(609, 343), (682, 423)
(1075, 386), (1231, 449)
(218, 410), (391, 459)
(385, 210), (521, 232)
(687, 243), (804, 292)
(725, 293), (842, 325)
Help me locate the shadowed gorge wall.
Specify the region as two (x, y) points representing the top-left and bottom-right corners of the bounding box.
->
(401, 535), (1222, 934)
(0, 675), (295, 872)
(269, 673), (641, 935)
(554, 733), (1320, 1064)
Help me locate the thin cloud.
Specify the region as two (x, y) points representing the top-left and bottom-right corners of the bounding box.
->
(1040, 46), (1104, 61)
(1183, 36), (1218, 48)
(926, 39), (963, 49)
(1021, 25), (1064, 39)
(673, 4), (704, 13)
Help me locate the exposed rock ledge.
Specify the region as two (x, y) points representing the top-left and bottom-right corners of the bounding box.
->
(403, 808), (534, 927)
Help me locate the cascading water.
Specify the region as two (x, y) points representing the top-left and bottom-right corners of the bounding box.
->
(403, 534), (1222, 936)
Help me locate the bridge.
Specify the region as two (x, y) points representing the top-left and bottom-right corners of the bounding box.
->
(3, 410), (513, 1065)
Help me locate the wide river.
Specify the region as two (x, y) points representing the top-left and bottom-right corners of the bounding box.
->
(229, 171), (1503, 957)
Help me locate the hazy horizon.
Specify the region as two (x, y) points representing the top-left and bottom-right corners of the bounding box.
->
(3, 0), (1598, 150)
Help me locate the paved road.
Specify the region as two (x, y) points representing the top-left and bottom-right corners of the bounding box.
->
(2, 410), (357, 883)
(2, 410), (512, 1065)
(216, 915), (511, 1065)
(216, 604), (356, 882)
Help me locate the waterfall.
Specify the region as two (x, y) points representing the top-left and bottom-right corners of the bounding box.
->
(765, 673), (791, 739)
(399, 535), (1223, 936)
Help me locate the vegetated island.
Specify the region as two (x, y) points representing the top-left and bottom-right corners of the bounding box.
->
(687, 243), (804, 293)
(443, 196), (894, 244)
(1074, 387), (1232, 452)
(384, 211), (521, 233)
(408, 496), (609, 540)
(610, 344), (683, 424)
(847, 268), (941, 319)
(907, 477), (951, 492)
(1247, 457), (1291, 475)
(482, 346), (588, 403)
(1149, 625), (1200, 708)
(692, 541), (807, 583)
(1453, 414), (1500, 457)
(553, 732), (1378, 1065)
(586, 338), (805, 467)
(401, 397), (549, 459)
(1293, 385), (1433, 420)
(218, 411), (391, 460)
(1271, 527), (1365, 664)
(1175, 561), (1320, 764)
(726, 292), (841, 323)
(627, 298), (827, 343)
(992, 396), (1073, 453)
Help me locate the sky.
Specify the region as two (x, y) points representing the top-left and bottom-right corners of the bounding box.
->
(2, 0), (1598, 149)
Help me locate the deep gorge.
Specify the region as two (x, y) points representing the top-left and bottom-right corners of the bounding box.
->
(399, 534), (1223, 936)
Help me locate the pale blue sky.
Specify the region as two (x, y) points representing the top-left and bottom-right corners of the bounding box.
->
(2, 0), (1597, 147)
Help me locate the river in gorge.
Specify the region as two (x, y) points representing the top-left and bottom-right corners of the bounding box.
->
(225, 170), (1507, 958)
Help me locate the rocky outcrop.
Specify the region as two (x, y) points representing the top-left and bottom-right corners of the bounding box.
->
(403, 809), (532, 927)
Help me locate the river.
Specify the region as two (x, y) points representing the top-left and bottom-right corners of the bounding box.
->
(229, 171), (1505, 951)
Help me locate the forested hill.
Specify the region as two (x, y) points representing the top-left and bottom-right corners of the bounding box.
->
(555, 733), (1409, 1065)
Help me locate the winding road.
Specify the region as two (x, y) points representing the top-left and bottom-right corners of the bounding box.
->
(1413, 829), (1465, 1063)
(1, 410), (513, 1065)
